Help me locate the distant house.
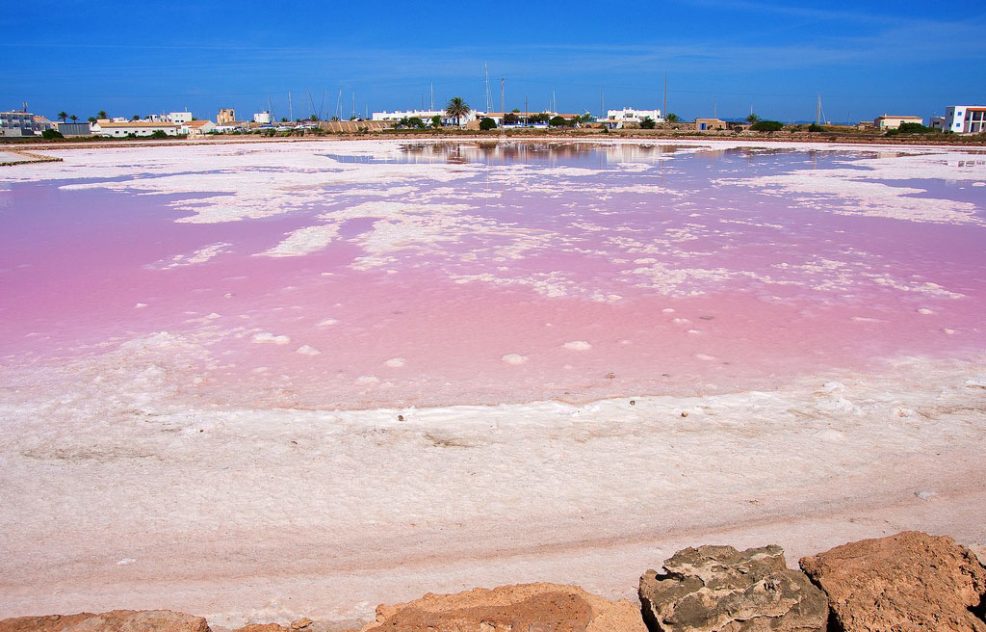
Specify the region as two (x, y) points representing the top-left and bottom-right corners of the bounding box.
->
(53, 121), (93, 137)
(1, 109), (44, 136)
(695, 118), (727, 131)
(183, 120), (216, 136)
(601, 107), (664, 129)
(91, 120), (181, 137)
(873, 115), (923, 130)
(217, 108), (236, 126)
(253, 111), (272, 124)
(942, 105), (986, 134)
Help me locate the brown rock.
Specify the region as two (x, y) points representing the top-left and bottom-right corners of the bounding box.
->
(800, 530), (986, 632)
(359, 582), (646, 632)
(639, 544), (827, 632)
(0, 610), (209, 632)
(233, 626), (291, 632)
(290, 619), (313, 630)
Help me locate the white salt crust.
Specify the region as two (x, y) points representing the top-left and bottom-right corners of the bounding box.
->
(0, 333), (983, 626)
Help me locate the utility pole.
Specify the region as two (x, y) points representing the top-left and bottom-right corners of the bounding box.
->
(601, 89), (605, 119)
(815, 95), (822, 126)
(430, 83), (434, 111)
(663, 73), (668, 118)
(288, 91), (293, 122)
(525, 95), (528, 126)
(500, 78), (505, 114)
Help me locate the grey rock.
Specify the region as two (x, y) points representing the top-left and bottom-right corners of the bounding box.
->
(639, 544), (827, 632)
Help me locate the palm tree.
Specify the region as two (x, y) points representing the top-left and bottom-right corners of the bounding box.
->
(58, 111), (68, 122)
(98, 110), (107, 119)
(445, 97), (470, 127)
(666, 113), (680, 123)
(746, 113), (760, 124)
(70, 114), (78, 123)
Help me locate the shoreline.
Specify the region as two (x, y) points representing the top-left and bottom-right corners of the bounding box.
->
(4, 131), (986, 155)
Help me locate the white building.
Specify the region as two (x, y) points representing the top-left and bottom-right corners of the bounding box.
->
(602, 107), (664, 128)
(942, 105), (986, 134)
(167, 111), (193, 124)
(253, 111), (272, 124)
(873, 114), (923, 130)
(371, 109), (478, 126)
(91, 120), (181, 137)
(183, 120), (216, 136)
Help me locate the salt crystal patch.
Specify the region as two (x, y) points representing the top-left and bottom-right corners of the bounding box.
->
(356, 375), (380, 385)
(662, 308), (675, 314)
(317, 318), (338, 327)
(915, 490), (937, 500)
(116, 558), (136, 566)
(205, 312), (222, 320)
(501, 353), (529, 366)
(973, 182), (985, 187)
(296, 345), (321, 356)
(673, 318), (691, 325)
(687, 329), (702, 335)
(252, 332), (291, 345)
(942, 328), (956, 335)
(562, 340), (592, 351)
(917, 307), (935, 315)
(134, 303), (148, 309)
(384, 357), (406, 368)
(695, 353), (716, 361)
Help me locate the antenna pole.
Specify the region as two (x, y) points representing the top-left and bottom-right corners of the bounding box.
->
(430, 83), (434, 110)
(288, 91), (293, 122)
(500, 78), (505, 114)
(663, 72), (668, 117)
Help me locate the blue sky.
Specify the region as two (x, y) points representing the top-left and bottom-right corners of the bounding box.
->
(4, 0), (985, 123)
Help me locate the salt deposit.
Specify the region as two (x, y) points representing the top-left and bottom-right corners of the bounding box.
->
(0, 138), (983, 627)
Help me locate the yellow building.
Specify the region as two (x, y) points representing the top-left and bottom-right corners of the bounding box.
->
(873, 115), (922, 130)
(217, 108), (236, 126)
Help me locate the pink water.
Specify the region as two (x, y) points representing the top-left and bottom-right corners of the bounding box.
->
(1, 141), (983, 409)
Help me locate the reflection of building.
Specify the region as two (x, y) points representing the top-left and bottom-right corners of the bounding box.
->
(217, 108), (236, 125)
(695, 118), (727, 131)
(942, 105), (986, 134)
(601, 107), (664, 129)
(873, 114), (922, 130)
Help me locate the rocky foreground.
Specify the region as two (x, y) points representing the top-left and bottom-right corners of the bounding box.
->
(3, 531), (984, 632)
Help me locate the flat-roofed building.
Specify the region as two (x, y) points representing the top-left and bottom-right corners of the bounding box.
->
(217, 108), (236, 126)
(1, 110), (43, 136)
(942, 105), (986, 134)
(601, 107), (664, 129)
(253, 111), (272, 124)
(873, 114), (923, 130)
(695, 117), (727, 131)
(91, 119), (181, 137)
(53, 121), (93, 137)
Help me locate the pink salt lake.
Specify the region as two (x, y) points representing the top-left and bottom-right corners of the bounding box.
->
(1, 140), (983, 410)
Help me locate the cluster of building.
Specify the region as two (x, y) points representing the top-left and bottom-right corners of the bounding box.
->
(3, 103), (986, 139)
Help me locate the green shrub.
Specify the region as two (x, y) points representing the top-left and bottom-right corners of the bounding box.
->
(42, 129), (64, 139)
(808, 123), (825, 132)
(751, 120), (784, 132)
(479, 117), (497, 131)
(150, 130), (169, 139)
(640, 116), (657, 129)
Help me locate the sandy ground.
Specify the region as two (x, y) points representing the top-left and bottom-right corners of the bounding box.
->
(1, 351), (983, 627)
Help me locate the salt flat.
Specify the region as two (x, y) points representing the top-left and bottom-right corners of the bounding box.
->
(0, 139), (983, 626)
